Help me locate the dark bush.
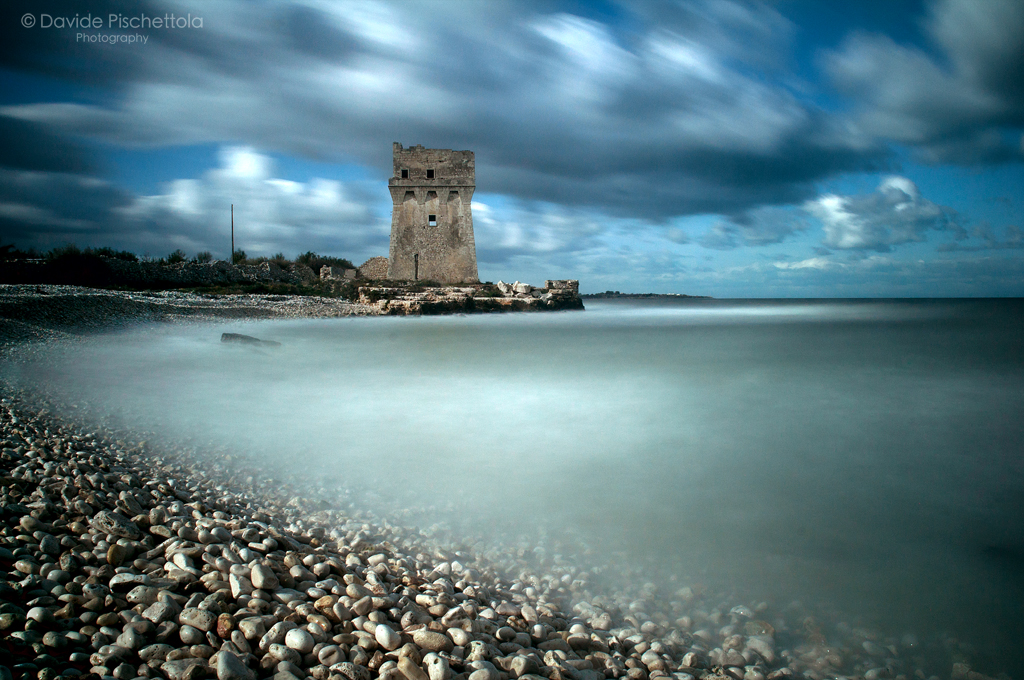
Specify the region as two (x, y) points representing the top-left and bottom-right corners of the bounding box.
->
(44, 243), (82, 261)
(41, 243), (115, 286)
(87, 246), (138, 262)
(167, 249), (187, 264)
(296, 251), (355, 275)
(194, 251), (213, 263)
(0, 242), (39, 260)
(337, 280), (362, 302)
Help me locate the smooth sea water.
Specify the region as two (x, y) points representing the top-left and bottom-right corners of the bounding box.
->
(12, 298), (1024, 671)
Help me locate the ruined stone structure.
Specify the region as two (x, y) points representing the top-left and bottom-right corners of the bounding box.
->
(387, 143), (478, 283)
(357, 256), (389, 281)
(356, 280), (583, 314)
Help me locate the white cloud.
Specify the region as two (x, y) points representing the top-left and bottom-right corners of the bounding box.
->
(472, 199), (605, 264)
(803, 176), (959, 251)
(772, 257), (837, 271)
(115, 146), (387, 258)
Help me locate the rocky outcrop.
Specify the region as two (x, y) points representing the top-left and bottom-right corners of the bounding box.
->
(357, 281), (584, 315)
(495, 280), (580, 304)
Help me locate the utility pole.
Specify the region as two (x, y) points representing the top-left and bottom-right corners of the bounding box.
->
(231, 204), (234, 262)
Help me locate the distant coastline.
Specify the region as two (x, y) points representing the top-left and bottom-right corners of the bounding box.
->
(581, 291), (713, 299)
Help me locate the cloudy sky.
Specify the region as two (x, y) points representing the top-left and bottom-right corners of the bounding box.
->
(1, 0), (1022, 296)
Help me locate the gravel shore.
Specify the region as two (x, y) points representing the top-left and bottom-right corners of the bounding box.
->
(0, 287), (1008, 680)
(0, 285), (376, 346)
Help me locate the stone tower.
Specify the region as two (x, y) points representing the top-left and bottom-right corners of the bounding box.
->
(387, 143), (478, 283)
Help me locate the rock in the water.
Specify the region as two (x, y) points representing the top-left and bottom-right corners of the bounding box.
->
(221, 332), (281, 348)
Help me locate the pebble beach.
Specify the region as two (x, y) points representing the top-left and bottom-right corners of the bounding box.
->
(0, 286), (1010, 680)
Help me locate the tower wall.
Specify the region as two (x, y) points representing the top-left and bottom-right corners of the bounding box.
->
(387, 143), (479, 283)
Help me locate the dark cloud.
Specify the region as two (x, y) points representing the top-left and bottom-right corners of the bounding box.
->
(626, 0), (796, 71)
(699, 205), (808, 249)
(699, 222), (740, 250)
(821, 0), (1024, 164)
(280, 5), (361, 63)
(0, 0), (164, 85)
(937, 224), (1023, 252)
(0, 115), (95, 174)
(1, 0), (1018, 284)
(2, 0), (885, 222)
(0, 167), (131, 244)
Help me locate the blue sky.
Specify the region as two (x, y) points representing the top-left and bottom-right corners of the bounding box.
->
(1, 0), (1022, 296)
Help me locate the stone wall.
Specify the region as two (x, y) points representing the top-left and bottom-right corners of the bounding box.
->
(357, 256), (389, 280)
(320, 265), (356, 281)
(386, 143), (478, 284)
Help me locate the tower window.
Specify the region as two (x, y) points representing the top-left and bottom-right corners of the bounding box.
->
(426, 169), (435, 179)
(428, 214), (437, 226)
(401, 169), (408, 179)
